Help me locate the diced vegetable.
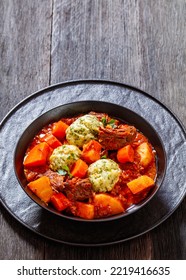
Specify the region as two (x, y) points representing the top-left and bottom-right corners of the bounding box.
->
(42, 133), (62, 149)
(82, 140), (102, 163)
(127, 175), (154, 194)
(71, 159), (88, 178)
(82, 149), (99, 163)
(50, 192), (71, 211)
(27, 176), (53, 203)
(136, 142), (153, 167)
(52, 120), (69, 140)
(117, 144), (134, 163)
(23, 142), (50, 168)
(76, 202), (94, 219)
(94, 194), (124, 216)
(88, 139), (102, 151)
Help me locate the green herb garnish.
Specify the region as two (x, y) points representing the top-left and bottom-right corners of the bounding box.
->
(108, 119), (117, 128)
(101, 117), (117, 128)
(57, 165), (73, 178)
(57, 169), (67, 176)
(101, 117), (107, 126)
(63, 165), (73, 178)
(101, 155), (107, 159)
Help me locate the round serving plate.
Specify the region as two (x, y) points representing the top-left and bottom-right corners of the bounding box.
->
(0, 80), (186, 246)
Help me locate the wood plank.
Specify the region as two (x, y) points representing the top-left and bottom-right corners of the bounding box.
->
(151, 202), (186, 260)
(0, 0), (52, 121)
(43, 232), (153, 259)
(137, 0), (186, 259)
(0, 0), (52, 259)
(51, 0), (186, 125)
(50, 0), (144, 83)
(0, 205), (45, 260)
(138, 0), (186, 125)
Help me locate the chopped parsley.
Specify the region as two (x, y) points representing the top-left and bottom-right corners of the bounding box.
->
(108, 119), (117, 128)
(57, 165), (73, 178)
(57, 169), (67, 176)
(101, 117), (107, 126)
(101, 155), (107, 159)
(101, 117), (117, 128)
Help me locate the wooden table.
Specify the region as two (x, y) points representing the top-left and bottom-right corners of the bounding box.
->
(0, 0), (185, 260)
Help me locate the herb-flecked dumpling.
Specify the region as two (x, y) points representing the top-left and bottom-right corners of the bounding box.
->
(49, 145), (81, 171)
(88, 159), (121, 192)
(66, 115), (102, 147)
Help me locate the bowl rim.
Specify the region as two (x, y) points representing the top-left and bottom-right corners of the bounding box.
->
(14, 100), (167, 222)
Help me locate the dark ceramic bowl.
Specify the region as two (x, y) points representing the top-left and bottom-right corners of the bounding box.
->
(14, 101), (166, 221)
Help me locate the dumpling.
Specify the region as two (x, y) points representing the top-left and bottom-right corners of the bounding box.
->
(66, 114), (102, 147)
(49, 145), (81, 171)
(88, 159), (121, 192)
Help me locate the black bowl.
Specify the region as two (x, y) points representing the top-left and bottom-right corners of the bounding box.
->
(14, 100), (166, 221)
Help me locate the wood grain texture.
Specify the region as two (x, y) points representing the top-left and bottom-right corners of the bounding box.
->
(0, 0), (52, 259)
(0, 0), (52, 121)
(51, 0), (186, 126)
(0, 0), (185, 260)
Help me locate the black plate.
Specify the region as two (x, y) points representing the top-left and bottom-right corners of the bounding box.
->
(14, 101), (166, 221)
(0, 80), (186, 246)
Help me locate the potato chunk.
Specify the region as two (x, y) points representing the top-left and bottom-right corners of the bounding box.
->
(76, 202), (94, 219)
(136, 142), (153, 167)
(27, 176), (53, 203)
(127, 175), (154, 194)
(94, 194), (124, 217)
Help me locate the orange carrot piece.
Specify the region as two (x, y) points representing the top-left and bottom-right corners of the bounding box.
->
(90, 140), (102, 151)
(76, 202), (94, 219)
(52, 120), (69, 140)
(42, 133), (62, 149)
(50, 192), (71, 212)
(27, 176), (53, 203)
(83, 140), (102, 153)
(23, 142), (50, 168)
(127, 175), (154, 194)
(71, 159), (88, 178)
(117, 144), (134, 163)
(82, 140), (102, 163)
(82, 149), (100, 163)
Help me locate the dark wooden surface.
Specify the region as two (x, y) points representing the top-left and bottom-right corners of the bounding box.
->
(0, 0), (185, 260)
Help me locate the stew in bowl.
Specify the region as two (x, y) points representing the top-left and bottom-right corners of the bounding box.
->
(14, 101), (166, 221)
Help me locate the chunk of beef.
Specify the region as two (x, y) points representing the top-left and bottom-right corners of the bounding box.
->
(24, 166), (48, 182)
(43, 169), (65, 191)
(98, 125), (137, 150)
(64, 177), (93, 201)
(89, 111), (108, 121)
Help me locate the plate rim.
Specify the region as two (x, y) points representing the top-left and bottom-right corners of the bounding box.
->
(1, 79), (186, 135)
(0, 79), (186, 246)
